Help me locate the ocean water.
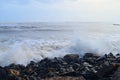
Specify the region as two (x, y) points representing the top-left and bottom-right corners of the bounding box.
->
(0, 22), (120, 66)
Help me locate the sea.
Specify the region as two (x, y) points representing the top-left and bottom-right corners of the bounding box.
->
(0, 22), (120, 66)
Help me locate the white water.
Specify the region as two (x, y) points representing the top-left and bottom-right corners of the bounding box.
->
(0, 22), (120, 66)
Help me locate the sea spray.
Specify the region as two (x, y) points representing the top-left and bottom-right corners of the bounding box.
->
(0, 22), (120, 66)
(0, 39), (70, 66)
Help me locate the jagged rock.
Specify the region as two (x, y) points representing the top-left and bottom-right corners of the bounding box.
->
(97, 55), (106, 61)
(107, 53), (115, 58)
(0, 53), (120, 80)
(80, 66), (97, 80)
(85, 58), (97, 65)
(54, 57), (67, 65)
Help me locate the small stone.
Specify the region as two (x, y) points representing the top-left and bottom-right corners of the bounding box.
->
(73, 63), (80, 71)
(116, 53), (120, 56)
(67, 66), (74, 72)
(83, 62), (92, 67)
(59, 71), (78, 77)
(47, 72), (56, 77)
(9, 69), (20, 76)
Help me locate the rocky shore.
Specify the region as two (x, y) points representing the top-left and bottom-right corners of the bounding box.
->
(1, 53), (120, 80)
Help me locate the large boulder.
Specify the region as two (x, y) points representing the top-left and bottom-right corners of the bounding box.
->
(64, 54), (80, 63)
(83, 53), (99, 59)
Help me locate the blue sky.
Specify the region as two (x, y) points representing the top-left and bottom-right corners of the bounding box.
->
(0, 0), (120, 23)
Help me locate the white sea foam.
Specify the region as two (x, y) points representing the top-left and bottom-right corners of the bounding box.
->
(0, 39), (70, 66)
(0, 22), (120, 66)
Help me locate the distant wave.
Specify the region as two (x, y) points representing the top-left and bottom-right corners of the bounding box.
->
(0, 29), (72, 32)
(0, 25), (72, 32)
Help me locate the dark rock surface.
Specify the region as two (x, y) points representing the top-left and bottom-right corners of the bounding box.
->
(0, 53), (120, 80)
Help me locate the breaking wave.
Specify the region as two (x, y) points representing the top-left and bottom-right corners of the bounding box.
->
(0, 22), (120, 66)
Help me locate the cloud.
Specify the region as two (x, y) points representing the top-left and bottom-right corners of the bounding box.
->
(0, 0), (120, 22)
(0, 0), (75, 5)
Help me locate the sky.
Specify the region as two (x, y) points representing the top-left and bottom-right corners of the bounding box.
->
(0, 0), (120, 23)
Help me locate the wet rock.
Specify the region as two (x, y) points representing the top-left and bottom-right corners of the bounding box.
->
(47, 71), (57, 77)
(115, 57), (120, 63)
(54, 57), (67, 65)
(116, 53), (120, 56)
(98, 78), (111, 80)
(29, 76), (37, 80)
(17, 77), (26, 80)
(112, 63), (120, 67)
(83, 62), (93, 67)
(45, 76), (86, 80)
(73, 63), (81, 71)
(95, 64), (114, 78)
(85, 58), (97, 65)
(80, 66), (97, 80)
(7, 74), (18, 80)
(67, 66), (74, 72)
(0, 67), (7, 80)
(97, 55), (106, 61)
(107, 53), (115, 58)
(9, 69), (20, 76)
(64, 54), (79, 63)
(59, 71), (79, 77)
(0, 53), (120, 80)
(59, 67), (67, 74)
(82, 70), (97, 80)
(39, 58), (52, 66)
(103, 61), (110, 66)
(106, 53), (116, 62)
(83, 53), (99, 59)
(111, 67), (120, 80)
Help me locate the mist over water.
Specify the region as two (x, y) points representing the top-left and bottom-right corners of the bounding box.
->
(0, 22), (120, 66)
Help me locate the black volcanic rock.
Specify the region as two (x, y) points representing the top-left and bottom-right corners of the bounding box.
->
(1, 53), (120, 80)
(64, 54), (80, 63)
(111, 67), (120, 80)
(83, 53), (99, 59)
(0, 67), (7, 80)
